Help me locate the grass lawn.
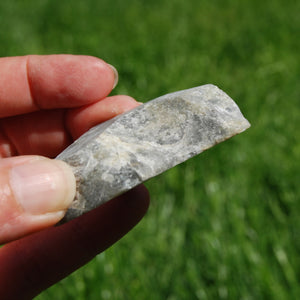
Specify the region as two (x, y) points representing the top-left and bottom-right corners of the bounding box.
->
(1, 0), (299, 299)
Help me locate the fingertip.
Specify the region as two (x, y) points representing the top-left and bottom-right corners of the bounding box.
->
(66, 95), (141, 139)
(10, 158), (76, 216)
(27, 55), (117, 109)
(0, 156), (76, 244)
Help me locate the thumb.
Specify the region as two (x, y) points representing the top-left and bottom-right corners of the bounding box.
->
(0, 156), (75, 245)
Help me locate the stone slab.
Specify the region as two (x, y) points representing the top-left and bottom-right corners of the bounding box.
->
(56, 84), (250, 223)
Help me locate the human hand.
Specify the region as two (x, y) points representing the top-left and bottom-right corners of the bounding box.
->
(0, 55), (150, 299)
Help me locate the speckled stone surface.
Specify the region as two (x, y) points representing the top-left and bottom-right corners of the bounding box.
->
(57, 84), (250, 223)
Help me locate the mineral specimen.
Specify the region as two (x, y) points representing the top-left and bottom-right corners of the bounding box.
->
(57, 84), (250, 223)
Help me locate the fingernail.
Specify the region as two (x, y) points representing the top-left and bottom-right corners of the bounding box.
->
(10, 158), (76, 215)
(108, 64), (119, 89)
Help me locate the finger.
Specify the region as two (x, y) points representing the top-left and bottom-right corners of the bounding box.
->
(0, 110), (71, 158)
(0, 55), (118, 118)
(66, 95), (140, 139)
(0, 185), (149, 300)
(0, 96), (140, 158)
(0, 156), (76, 244)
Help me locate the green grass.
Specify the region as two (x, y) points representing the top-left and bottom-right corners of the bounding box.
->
(1, 0), (299, 299)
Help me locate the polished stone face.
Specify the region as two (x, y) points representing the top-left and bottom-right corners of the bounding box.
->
(57, 84), (250, 223)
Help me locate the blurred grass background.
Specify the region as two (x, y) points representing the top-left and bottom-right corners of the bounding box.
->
(1, 0), (299, 299)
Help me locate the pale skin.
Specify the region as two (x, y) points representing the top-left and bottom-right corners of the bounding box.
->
(0, 55), (150, 299)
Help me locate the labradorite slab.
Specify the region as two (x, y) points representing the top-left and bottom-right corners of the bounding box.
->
(57, 84), (250, 223)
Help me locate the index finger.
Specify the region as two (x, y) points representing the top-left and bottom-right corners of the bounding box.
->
(0, 55), (117, 118)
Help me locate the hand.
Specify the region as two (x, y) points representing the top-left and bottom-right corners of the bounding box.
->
(0, 55), (150, 299)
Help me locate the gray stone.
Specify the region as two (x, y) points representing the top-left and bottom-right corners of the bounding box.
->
(56, 84), (250, 223)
